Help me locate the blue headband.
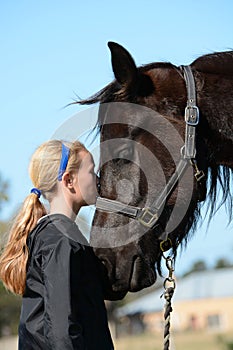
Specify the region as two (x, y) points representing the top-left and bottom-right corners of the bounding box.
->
(57, 143), (70, 181)
(31, 188), (41, 198)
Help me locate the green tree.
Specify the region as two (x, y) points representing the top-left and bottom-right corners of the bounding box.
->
(191, 260), (208, 272)
(0, 171), (10, 245)
(214, 258), (233, 269)
(0, 173), (21, 337)
(183, 260), (208, 277)
(0, 173), (9, 213)
(0, 283), (21, 336)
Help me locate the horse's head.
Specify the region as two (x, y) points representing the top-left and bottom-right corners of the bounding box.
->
(88, 42), (207, 295)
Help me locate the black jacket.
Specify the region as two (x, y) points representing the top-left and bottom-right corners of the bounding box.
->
(18, 214), (114, 350)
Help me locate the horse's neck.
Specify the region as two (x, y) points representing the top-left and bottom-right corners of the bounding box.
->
(198, 73), (233, 168)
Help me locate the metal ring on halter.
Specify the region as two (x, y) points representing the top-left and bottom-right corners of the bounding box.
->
(163, 277), (176, 290)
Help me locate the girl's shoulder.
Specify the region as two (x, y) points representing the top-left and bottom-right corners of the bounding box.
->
(27, 214), (88, 254)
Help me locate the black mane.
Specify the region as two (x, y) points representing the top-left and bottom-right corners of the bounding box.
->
(77, 62), (176, 105)
(193, 50), (233, 75)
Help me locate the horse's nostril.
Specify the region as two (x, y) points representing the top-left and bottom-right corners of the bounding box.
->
(99, 257), (113, 276)
(130, 257), (156, 292)
(100, 259), (107, 267)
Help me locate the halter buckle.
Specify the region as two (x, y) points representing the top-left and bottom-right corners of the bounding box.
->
(138, 208), (158, 228)
(185, 105), (199, 126)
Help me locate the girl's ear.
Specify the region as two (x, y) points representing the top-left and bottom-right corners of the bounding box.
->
(62, 172), (73, 188)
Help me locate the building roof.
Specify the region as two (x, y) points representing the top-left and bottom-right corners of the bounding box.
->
(117, 268), (233, 317)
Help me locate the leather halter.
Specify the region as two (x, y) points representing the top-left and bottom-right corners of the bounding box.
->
(95, 65), (205, 229)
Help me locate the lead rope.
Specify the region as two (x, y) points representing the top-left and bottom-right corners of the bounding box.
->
(160, 240), (176, 350)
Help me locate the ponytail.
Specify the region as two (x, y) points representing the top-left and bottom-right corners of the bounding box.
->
(0, 192), (46, 295)
(0, 139), (87, 295)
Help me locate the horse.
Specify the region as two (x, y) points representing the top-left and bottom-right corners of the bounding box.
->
(78, 42), (233, 298)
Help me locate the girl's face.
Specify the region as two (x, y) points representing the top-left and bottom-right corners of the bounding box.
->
(74, 151), (98, 206)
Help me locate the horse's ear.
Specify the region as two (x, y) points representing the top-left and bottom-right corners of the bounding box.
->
(108, 42), (154, 97)
(108, 42), (138, 85)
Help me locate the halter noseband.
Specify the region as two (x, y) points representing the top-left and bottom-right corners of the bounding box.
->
(95, 65), (205, 230)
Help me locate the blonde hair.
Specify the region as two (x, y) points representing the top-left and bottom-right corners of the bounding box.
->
(0, 140), (87, 295)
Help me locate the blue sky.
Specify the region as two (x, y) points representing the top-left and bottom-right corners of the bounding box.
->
(0, 0), (232, 275)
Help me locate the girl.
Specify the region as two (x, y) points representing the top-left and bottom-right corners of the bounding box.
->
(0, 140), (114, 350)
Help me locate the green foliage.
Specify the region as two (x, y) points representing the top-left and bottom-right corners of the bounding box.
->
(182, 260), (208, 277)
(0, 221), (9, 245)
(0, 173), (20, 337)
(0, 282), (21, 336)
(214, 258), (233, 269)
(0, 173), (9, 213)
